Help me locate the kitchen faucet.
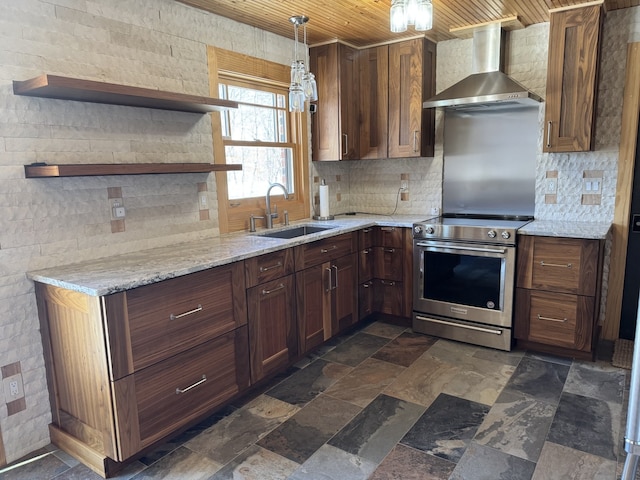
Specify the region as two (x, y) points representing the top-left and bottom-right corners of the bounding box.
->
(265, 182), (289, 228)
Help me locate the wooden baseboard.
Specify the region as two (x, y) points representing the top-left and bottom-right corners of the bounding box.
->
(49, 425), (122, 478)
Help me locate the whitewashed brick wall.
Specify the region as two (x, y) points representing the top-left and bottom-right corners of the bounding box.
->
(0, 0), (293, 463)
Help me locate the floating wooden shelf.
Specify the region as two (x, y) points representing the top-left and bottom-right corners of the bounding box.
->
(24, 163), (242, 178)
(13, 74), (238, 113)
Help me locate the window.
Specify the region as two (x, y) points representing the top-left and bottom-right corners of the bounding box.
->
(208, 47), (310, 233)
(218, 80), (295, 199)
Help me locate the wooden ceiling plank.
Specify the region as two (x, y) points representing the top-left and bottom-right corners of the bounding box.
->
(176, 0), (640, 46)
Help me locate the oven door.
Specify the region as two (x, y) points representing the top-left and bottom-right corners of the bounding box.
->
(413, 239), (516, 328)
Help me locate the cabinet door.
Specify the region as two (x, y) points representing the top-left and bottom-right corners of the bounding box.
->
(310, 43), (359, 161)
(247, 275), (297, 383)
(388, 38), (436, 158)
(332, 253), (358, 334)
(359, 45), (389, 159)
(296, 263), (331, 354)
(544, 5), (602, 152)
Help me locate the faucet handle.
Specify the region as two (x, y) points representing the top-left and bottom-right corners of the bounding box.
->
(283, 210), (289, 226)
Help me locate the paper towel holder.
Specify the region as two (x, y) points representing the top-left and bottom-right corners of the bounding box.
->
(314, 178), (334, 220)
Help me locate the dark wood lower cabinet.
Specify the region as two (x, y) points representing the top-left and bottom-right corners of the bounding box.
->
(247, 274), (297, 383)
(375, 279), (404, 316)
(296, 253), (358, 355)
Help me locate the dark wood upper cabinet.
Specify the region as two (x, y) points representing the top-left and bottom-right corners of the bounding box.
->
(359, 45), (389, 160)
(311, 37), (435, 161)
(388, 38), (436, 158)
(543, 5), (603, 153)
(310, 43), (360, 161)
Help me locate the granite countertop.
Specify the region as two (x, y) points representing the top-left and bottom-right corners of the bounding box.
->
(518, 220), (612, 240)
(27, 214), (428, 297)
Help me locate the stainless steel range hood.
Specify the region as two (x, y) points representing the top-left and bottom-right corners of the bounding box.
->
(423, 24), (543, 110)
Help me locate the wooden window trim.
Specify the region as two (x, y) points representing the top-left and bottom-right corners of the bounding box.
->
(207, 47), (310, 233)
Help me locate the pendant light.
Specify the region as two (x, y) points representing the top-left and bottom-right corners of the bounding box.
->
(288, 15), (317, 113)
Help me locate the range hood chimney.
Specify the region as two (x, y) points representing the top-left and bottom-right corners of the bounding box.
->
(423, 23), (543, 110)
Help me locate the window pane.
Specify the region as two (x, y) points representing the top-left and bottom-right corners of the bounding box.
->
(228, 105), (282, 142)
(227, 85), (277, 107)
(225, 146), (294, 200)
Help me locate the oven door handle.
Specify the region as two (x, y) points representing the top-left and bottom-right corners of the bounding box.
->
(415, 242), (507, 255)
(415, 315), (503, 335)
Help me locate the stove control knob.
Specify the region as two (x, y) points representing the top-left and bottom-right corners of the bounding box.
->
(413, 225), (423, 235)
(425, 226), (435, 235)
(487, 230), (497, 239)
(501, 231), (511, 239)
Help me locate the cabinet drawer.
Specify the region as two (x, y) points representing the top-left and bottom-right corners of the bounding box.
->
(245, 249), (294, 288)
(375, 226), (404, 248)
(373, 246), (403, 281)
(359, 247), (375, 282)
(113, 327), (250, 458)
(359, 280), (375, 320)
(375, 279), (404, 316)
(122, 263), (246, 373)
(294, 233), (355, 270)
(530, 237), (598, 295)
(523, 290), (594, 351)
(358, 227), (375, 249)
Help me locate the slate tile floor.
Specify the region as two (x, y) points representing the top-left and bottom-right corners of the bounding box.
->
(2, 320), (633, 480)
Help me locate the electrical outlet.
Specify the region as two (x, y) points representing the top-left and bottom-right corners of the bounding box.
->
(110, 198), (126, 220)
(3, 373), (24, 400)
(583, 177), (601, 193)
(198, 191), (208, 209)
(400, 180), (409, 192)
(545, 179), (557, 194)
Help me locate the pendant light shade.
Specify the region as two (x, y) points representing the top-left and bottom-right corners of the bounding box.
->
(390, 0), (433, 33)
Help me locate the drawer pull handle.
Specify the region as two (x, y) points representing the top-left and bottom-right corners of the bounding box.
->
(383, 248), (396, 253)
(381, 280), (396, 286)
(540, 261), (572, 268)
(363, 281), (372, 288)
(363, 228), (372, 233)
(537, 314), (568, 323)
(176, 374), (207, 394)
(262, 283), (285, 295)
(259, 261), (283, 272)
(325, 267), (333, 291)
(169, 304), (202, 321)
(363, 248), (371, 254)
(321, 245), (338, 254)
(381, 227), (396, 231)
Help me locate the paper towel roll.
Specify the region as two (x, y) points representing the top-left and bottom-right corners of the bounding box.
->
(319, 182), (329, 218)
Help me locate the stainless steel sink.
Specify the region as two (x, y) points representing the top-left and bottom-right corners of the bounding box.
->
(254, 225), (334, 239)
